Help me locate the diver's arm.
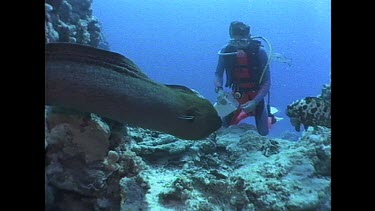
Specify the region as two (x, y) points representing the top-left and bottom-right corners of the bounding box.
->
(214, 54), (225, 92)
(252, 47), (271, 104)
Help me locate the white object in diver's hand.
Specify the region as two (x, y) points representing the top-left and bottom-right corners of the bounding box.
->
(213, 92), (239, 118)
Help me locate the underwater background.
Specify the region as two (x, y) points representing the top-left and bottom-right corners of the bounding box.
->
(45, 0), (331, 210)
(92, 0), (331, 138)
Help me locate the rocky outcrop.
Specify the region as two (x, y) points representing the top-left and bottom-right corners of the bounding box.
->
(46, 110), (331, 210)
(45, 0), (108, 49)
(45, 106), (149, 211)
(319, 82), (331, 101)
(46, 105), (331, 210)
(137, 124), (331, 210)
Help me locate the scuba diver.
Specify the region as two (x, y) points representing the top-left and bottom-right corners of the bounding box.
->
(214, 21), (276, 136)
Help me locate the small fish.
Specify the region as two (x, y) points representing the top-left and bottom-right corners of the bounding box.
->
(271, 53), (292, 66)
(286, 97), (330, 132)
(45, 43), (222, 140)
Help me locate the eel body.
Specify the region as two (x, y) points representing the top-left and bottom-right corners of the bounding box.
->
(46, 43), (222, 140)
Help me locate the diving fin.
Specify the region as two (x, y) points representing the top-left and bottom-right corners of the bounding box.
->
(269, 106), (284, 122)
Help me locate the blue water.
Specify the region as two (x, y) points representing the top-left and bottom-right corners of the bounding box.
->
(92, 0), (331, 138)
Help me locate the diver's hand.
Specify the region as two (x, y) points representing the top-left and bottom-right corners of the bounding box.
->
(215, 86), (223, 94)
(216, 88), (226, 104)
(241, 100), (257, 113)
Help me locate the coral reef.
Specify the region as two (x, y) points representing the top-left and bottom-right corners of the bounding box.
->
(45, 106), (148, 211)
(318, 82), (331, 101)
(125, 124), (331, 210)
(280, 130), (301, 141)
(45, 1), (331, 210)
(46, 105), (331, 210)
(45, 0), (108, 49)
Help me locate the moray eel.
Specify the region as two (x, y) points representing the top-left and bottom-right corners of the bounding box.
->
(286, 97), (331, 132)
(45, 43), (222, 140)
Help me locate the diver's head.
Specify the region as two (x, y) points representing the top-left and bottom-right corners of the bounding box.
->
(229, 21), (251, 48)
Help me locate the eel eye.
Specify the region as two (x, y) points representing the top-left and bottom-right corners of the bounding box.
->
(178, 108), (198, 121)
(178, 115), (195, 120)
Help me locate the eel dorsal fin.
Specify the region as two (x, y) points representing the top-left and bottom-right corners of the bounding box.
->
(165, 85), (204, 98)
(45, 42), (151, 81)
